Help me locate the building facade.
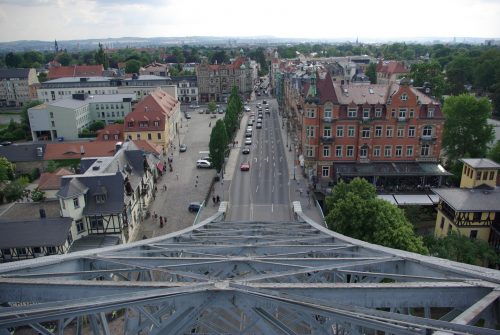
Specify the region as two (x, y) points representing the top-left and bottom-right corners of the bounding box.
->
(196, 57), (256, 103)
(124, 88), (181, 151)
(0, 68), (39, 107)
(28, 93), (134, 141)
(171, 75), (198, 102)
(433, 158), (500, 250)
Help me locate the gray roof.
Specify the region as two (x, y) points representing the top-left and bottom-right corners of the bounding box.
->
(460, 158), (500, 169)
(0, 143), (46, 162)
(432, 186), (500, 212)
(69, 234), (121, 253)
(57, 178), (89, 198)
(82, 173), (124, 215)
(43, 76), (111, 84)
(0, 68), (30, 80)
(0, 218), (72, 249)
(49, 93), (135, 109)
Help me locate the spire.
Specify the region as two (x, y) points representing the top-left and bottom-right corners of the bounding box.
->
(54, 40), (59, 53)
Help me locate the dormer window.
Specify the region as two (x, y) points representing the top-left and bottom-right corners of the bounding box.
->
(348, 108), (357, 118)
(401, 93), (408, 101)
(127, 121), (134, 127)
(427, 108), (435, 118)
(95, 194), (107, 204)
(139, 121), (148, 128)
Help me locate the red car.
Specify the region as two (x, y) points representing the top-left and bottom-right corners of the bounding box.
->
(240, 162), (250, 171)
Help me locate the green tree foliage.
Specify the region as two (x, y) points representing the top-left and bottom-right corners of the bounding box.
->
(366, 63), (377, 84)
(207, 101), (217, 113)
(30, 187), (45, 202)
(487, 140), (500, 164)
(0, 157), (15, 181)
(325, 178), (428, 254)
(210, 50), (229, 65)
(209, 119), (228, 172)
(247, 47), (268, 75)
(409, 61), (447, 100)
(423, 232), (499, 267)
(94, 43), (109, 69)
(442, 95), (494, 162)
(20, 100), (42, 139)
(3, 176), (29, 202)
(46, 160), (57, 173)
(224, 86), (243, 139)
(21, 51), (44, 68)
(38, 72), (48, 83)
(87, 120), (105, 132)
(125, 59), (141, 73)
(56, 52), (72, 66)
(446, 54), (474, 95)
(5, 52), (23, 67)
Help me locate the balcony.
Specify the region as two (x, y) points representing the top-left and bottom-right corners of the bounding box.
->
(416, 156), (438, 162)
(419, 136), (437, 143)
(320, 136), (335, 144)
(322, 117), (333, 123)
(361, 116), (371, 123)
(397, 117), (408, 123)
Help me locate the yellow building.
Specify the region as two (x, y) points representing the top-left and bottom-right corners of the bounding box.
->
(433, 158), (500, 250)
(124, 88), (181, 152)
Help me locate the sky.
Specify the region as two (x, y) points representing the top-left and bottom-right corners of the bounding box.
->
(0, 0), (499, 43)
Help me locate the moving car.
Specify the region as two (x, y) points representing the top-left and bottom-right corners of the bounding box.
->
(245, 138), (252, 145)
(263, 100), (267, 105)
(188, 202), (201, 212)
(240, 162), (250, 171)
(242, 146), (250, 154)
(179, 144), (187, 152)
(185, 112), (192, 119)
(256, 122), (262, 129)
(196, 159), (211, 168)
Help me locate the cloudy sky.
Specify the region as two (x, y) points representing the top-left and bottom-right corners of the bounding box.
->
(0, 0), (499, 42)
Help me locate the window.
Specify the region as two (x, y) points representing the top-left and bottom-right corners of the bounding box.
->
(50, 112), (54, 118)
(375, 108), (382, 117)
(139, 121), (148, 128)
(469, 230), (478, 239)
(335, 146), (342, 157)
(114, 134), (119, 140)
(16, 248), (27, 256)
(375, 126), (382, 137)
(348, 126), (355, 137)
(476, 171), (481, 180)
(148, 133), (152, 140)
(73, 197), (79, 209)
(363, 108), (370, 118)
(306, 108), (316, 118)
(154, 121), (160, 127)
(409, 109), (414, 118)
(127, 121), (134, 127)
(336, 126), (344, 137)
(136, 134), (141, 139)
(373, 146), (381, 157)
(324, 106), (332, 118)
(51, 121), (55, 127)
(386, 126), (393, 137)
(408, 126), (416, 137)
(348, 108), (357, 118)
(401, 93), (408, 101)
(384, 145), (392, 157)
(306, 146), (314, 157)
(76, 219), (85, 233)
(323, 126), (331, 137)
(322, 166), (330, 177)
(397, 126), (404, 137)
(95, 194), (106, 204)
(306, 126), (315, 138)
(398, 108), (407, 118)
(423, 125), (432, 137)
(395, 145), (403, 157)
(47, 246), (57, 255)
(406, 145), (414, 157)
(323, 146), (330, 157)
(427, 108), (434, 118)
(490, 171), (495, 180)
(421, 144), (430, 156)
(346, 146), (354, 157)
(359, 146), (368, 158)
(361, 127), (370, 138)
(90, 217), (104, 230)
(440, 217), (445, 229)
(157, 133), (162, 140)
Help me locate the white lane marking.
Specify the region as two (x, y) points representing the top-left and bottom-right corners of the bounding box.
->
(272, 203), (274, 212)
(272, 185), (274, 193)
(256, 185), (259, 193)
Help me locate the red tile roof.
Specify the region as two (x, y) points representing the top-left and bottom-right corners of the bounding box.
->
(124, 88), (179, 132)
(38, 167), (73, 190)
(48, 65), (105, 79)
(44, 141), (118, 160)
(133, 140), (163, 155)
(96, 124), (124, 141)
(376, 60), (409, 75)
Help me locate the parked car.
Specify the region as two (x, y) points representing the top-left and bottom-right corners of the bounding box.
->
(242, 146), (251, 154)
(245, 138), (252, 145)
(263, 100), (267, 105)
(196, 159), (211, 168)
(197, 109), (205, 114)
(256, 123), (262, 129)
(189, 103), (199, 109)
(185, 112), (192, 119)
(179, 144), (187, 152)
(240, 162), (250, 171)
(245, 131), (252, 138)
(188, 202), (201, 212)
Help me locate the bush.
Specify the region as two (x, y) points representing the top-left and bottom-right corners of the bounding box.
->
(31, 187), (45, 202)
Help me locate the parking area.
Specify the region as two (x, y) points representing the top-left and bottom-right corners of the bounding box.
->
(129, 109), (224, 241)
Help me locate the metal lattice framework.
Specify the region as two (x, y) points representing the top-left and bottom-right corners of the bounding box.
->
(0, 202), (499, 335)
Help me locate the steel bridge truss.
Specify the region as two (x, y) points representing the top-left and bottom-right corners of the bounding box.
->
(0, 202), (499, 334)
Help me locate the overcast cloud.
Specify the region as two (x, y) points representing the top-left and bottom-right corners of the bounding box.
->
(0, 0), (498, 42)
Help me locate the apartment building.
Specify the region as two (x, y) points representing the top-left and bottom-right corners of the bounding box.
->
(0, 68), (39, 107)
(37, 75), (177, 103)
(124, 88), (181, 150)
(171, 75), (198, 102)
(286, 71), (447, 193)
(140, 62), (169, 77)
(28, 93), (135, 141)
(196, 57), (257, 103)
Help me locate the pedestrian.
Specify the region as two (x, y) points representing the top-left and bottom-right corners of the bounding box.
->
(163, 184), (167, 191)
(176, 174), (179, 180)
(164, 216), (167, 223)
(216, 195), (220, 203)
(212, 196), (216, 205)
(209, 122), (211, 127)
(159, 216), (164, 228)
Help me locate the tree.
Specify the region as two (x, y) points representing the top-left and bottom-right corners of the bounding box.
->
(20, 100), (42, 140)
(446, 54), (473, 95)
(442, 95), (494, 162)
(94, 43), (109, 69)
(409, 61), (447, 100)
(125, 59), (141, 74)
(30, 187), (45, 202)
(366, 63), (377, 84)
(487, 140), (500, 164)
(88, 120), (105, 132)
(5, 52), (23, 68)
(423, 232), (499, 267)
(56, 52), (72, 66)
(210, 50), (229, 65)
(207, 101), (217, 113)
(325, 178), (428, 254)
(3, 177), (29, 202)
(0, 157), (15, 181)
(209, 120), (228, 173)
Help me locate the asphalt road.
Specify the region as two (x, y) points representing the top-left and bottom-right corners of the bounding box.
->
(227, 98), (293, 222)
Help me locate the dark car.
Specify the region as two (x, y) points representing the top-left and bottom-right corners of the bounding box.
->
(242, 146), (251, 154)
(179, 144), (187, 152)
(188, 202), (202, 212)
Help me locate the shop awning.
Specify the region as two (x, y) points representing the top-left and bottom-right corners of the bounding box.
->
(156, 162), (164, 171)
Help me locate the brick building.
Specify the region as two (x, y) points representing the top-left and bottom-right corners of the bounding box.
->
(287, 71), (448, 194)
